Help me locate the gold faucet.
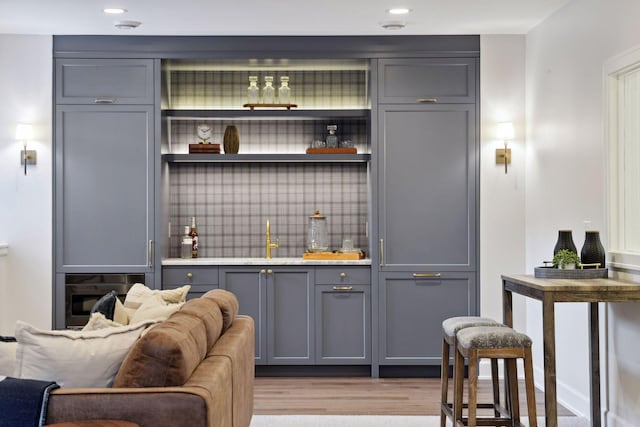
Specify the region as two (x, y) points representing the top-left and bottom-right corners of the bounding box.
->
(265, 219), (279, 259)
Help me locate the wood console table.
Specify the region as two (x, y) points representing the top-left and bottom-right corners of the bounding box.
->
(502, 274), (640, 427)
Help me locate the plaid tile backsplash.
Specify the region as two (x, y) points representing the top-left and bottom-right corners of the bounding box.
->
(168, 163), (369, 258)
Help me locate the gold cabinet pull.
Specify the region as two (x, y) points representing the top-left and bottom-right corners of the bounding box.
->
(267, 269), (273, 274)
(379, 239), (384, 266)
(260, 269), (266, 274)
(413, 273), (442, 278)
(339, 272), (347, 279)
(94, 98), (115, 104)
(148, 240), (153, 268)
(332, 286), (353, 291)
(417, 98), (438, 103)
(186, 272), (193, 279)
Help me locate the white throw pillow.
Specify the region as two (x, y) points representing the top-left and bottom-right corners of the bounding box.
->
(0, 341), (18, 377)
(123, 283), (190, 320)
(113, 298), (129, 325)
(14, 320), (154, 388)
(82, 312), (123, 331)
(129, 294), (184, 324)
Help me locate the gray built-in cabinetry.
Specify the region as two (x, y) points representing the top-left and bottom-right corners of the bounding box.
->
(53, 58), (157, 329)
(52, 36), (479, 375)
(376, 58), (479, 367)
(163, 265), (370, 366)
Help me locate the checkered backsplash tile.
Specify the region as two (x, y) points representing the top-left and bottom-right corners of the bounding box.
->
(168, 163), (369, 258)
(167, 70), (368, 109)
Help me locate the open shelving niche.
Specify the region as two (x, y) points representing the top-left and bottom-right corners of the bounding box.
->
(161, 58), (371, 163)
(160, 58), (373, 259)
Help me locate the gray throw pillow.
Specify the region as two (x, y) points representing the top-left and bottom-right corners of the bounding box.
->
(90, 290), (118, 320)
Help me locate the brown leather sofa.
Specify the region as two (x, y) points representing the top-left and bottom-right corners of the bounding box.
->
(44, 289), (255, 427)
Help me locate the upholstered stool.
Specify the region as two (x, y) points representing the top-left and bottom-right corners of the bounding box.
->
(44, 420), (139, 427)
(440, 317), (506, 427)
(454, 326), (537, 427)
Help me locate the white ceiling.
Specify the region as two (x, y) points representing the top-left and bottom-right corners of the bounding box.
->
(1, 0), (571, 36)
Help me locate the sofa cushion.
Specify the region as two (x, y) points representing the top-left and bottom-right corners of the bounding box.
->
(14, 320), (154, 388)
(113, 297), (223, 388)
(90, 290), (118, 320)
(202, 289), (239, 332)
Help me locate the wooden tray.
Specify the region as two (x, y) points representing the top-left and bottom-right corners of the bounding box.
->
(534, 266), (608, 279)
(243, 103), (298, 110)
(302, 251), (365, 260)
(189, 144), (221, 154)
(306, 147), (357, 154)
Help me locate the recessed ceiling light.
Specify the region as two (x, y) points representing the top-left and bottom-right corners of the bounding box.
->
(104, 8), (127, 14)
(387, 8), (411, 15)
(114, 20), (141, 30)
(380, 20), (406, 30)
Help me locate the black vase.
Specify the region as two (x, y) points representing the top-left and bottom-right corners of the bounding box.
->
(553, 230), (577, 256)
(580, 231), (606, 268)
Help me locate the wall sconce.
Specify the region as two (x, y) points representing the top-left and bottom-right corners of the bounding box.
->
(16, 123), (36, 176)
(495, 122), (514, 174)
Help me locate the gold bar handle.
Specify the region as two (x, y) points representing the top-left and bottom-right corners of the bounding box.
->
(413, 273), (442, 278)
(417, 98), (438, 103)
(148, 240), (154, 268)
(380, 239), (384, 266)
(579, 263), (602, 269)
(332, 286), (353, 291)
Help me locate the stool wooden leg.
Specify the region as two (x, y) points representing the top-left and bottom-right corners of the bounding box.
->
(491, 358), (500, 417)
(440, 337), (450, 427)
(524, 348), (538, 427)
(506, 358), (520, 426)
(467, 350), (478, 427)
(453, 345), (465, 427)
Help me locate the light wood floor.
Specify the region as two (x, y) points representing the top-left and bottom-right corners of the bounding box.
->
(254, 377), (575, 417)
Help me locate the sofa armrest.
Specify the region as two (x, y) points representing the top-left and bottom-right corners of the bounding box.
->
(47, 355), (233, 427)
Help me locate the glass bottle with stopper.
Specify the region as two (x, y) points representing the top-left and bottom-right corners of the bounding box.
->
(278, 76), (291, 104)
(247, 76), (259, 104)
(263, 76), (275, 104)
(307, 210), (329, 253)
(326, 125), (338, 148)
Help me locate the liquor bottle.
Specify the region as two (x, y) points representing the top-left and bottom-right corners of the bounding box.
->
(263, 76), (275, 104)
(278, 76), (291, 104)
(181, 226), (192, 259)
(190, 217), (199, 258)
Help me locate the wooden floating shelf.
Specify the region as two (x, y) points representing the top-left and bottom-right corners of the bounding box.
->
(163, 153), (370, 163)
(306, 147), (357, 154)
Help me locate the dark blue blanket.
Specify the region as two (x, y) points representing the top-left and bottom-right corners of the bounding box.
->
(0, 377), (59, 427)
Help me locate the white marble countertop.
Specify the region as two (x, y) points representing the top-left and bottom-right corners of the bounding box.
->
(162, 257), (371, 266)
(0, 243), (8, 257)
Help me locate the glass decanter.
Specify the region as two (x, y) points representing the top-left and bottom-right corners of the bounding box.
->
(263, 76), (275, 104)
(247, 76), (259, 104)
(278, 76), (291, 104)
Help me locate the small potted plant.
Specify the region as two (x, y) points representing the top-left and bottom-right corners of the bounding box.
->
(553, 249), (580, 270)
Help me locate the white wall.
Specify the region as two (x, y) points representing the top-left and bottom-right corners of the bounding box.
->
(0, 35), (52, 334)
(479, 35), (527, 374)
(525, 0), (640, 423)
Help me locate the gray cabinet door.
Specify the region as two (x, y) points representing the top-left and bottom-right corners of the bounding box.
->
(379, 271), (475, 365)
(221, 267), (267, 364)
(378, 58), (476, 104)
(56, 59), (154, 105)
(162, 266), (219, 299)
(55, 105), (154, 272)
(378, 104), (477, 271)
(267, 268), (314, 364)
(315, 284), (370, 364)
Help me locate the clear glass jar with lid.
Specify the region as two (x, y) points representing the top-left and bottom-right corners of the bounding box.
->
(263, 76), (275, 104)
(247, 76), (259, 104)
(278, 76), (291, 104)
(307, 210), (329, 253)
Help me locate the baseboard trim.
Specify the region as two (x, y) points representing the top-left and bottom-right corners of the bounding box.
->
(605, 410), (636, 427)
(533, 365), (589, 418)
